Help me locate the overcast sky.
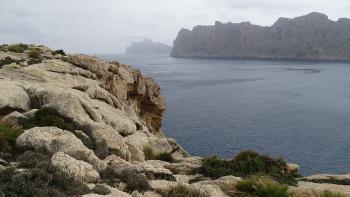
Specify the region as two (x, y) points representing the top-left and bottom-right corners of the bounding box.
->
(1, 0), (349, 54)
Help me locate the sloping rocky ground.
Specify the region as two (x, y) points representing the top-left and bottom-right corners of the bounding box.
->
(0, 44), (349, 196)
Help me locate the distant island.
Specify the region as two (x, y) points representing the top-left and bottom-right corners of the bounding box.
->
(126, 39), (172, 54)
(171, 12), (350, 61)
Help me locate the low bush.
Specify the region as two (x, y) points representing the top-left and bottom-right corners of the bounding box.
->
(0, 151), (89, 196)
(18, 107), (77, 132)
(0, 123), (22, 145)
(7, 43), (28, 53)
(165, 184), (208, 197)
(0, 57), (15, 67)
(52, 49), (66, 56)
(156, 152), (175, 163)
(236, 179), (256, 193)
(143, 146), (155, 160)
(28, 48), (42, 59)
(143, 146), (176, 162)
(91, 184), (110, 195)
(194, 151), (297, 185)
(236, 176), (290, 197)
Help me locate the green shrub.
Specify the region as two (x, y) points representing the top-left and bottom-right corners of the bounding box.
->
(236, 176), (289, 197)
(322, 190), (346, 197)
(143, 146), (156, 160)
(18, 107), (76, 132)
(52, 49), (66, 56)
(195, 151), (297, 185)
(7, 43), (28, 53)
(236, 179), (256, 193)
(91, 184), (110, 195)
(165, 184), (208, 197)
(0, 123), (22, 145)
(0, 57), (15, 67)
(0, 151), (89, 196)
(27, 58), (42, 65)
(28, 48), (42, 59)
(156, 152), (175, 163)
(256, 183), (289, 197)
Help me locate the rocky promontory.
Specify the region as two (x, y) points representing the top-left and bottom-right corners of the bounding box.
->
(172, 12), (350, 61)
(126, 39), (172, 54)
(0, 44), (350, 196)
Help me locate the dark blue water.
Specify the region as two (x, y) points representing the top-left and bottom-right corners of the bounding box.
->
(101, 54), (350, 175)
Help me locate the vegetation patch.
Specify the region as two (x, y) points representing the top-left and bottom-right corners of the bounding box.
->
(28, 48), (42, 60)
(52, 49), (66, 56)
(7, 43), (28, 53)
(91, 184), (110, 195)
(19, 107), (77, 131)
(18, 107), (94, 149)
(143, 146), (176, 163)
(0, 57), (15, 68)
(165, 184), (209, 197)
(156, 152), (176, 163)
(194, 151), (297, 185)
(0, 150), (89, 196)
(0, 123), (23, 160)
(236, 176), (290, 197)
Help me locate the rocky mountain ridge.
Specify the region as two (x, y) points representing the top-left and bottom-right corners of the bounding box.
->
(171, 12), (350, 61)
(0, 44), (350, 196)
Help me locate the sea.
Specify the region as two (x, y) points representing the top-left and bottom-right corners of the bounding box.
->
(100, 53), (350, 175)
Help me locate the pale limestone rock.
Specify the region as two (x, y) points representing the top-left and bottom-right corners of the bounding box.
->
(0, 82), (31, 114)
(148, 180), (177, 194)
(16, 127), (107, 172)
(289, 181), (350, 196)
(163, 157), (202, 174)
(195, 176), (242, 196)
(287, 163), (300, 174)
(23, 109), (38, 118)
(51, 152), (100, 183)
(0, 111), (27, 127)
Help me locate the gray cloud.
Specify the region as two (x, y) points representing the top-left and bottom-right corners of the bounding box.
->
(0, 0), (349, 53)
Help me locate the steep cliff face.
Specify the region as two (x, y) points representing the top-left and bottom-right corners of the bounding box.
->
(171, 12), (350, 61)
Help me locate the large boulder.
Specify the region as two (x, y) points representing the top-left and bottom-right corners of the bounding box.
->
(16, 127), (107, 171)
(0, 82), (31, 115)
(51, 152), (100, 183)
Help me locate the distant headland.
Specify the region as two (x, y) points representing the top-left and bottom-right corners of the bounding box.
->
(171, 12), (350, 61)
(126, 39), (172, 54)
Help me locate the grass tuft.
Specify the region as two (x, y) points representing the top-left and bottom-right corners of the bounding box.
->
(165, 184), (209, 197)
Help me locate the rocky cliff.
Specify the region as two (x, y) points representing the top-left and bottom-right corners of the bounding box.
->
(171, 12), (350, 61)
(126, 39), (172, 54)
(0, 44), (350, 196)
